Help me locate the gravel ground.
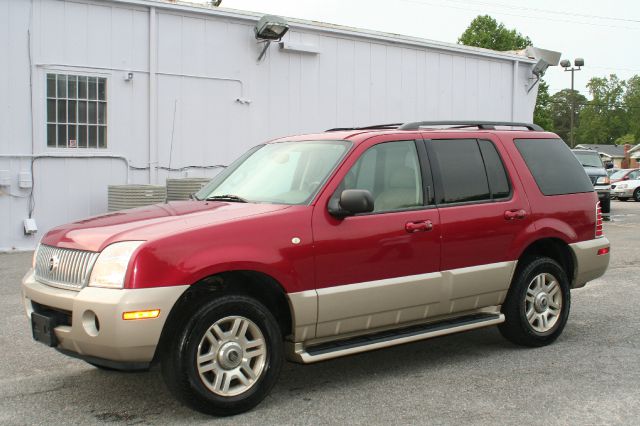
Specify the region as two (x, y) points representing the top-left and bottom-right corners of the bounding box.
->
(1, 201), (639, 425)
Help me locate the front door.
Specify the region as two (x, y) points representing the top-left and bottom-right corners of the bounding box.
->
(312, 136), (441, 339)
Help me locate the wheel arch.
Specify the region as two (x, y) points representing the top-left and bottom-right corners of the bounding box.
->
(515, 238), (575, 285)
(152, 270), (293, 365)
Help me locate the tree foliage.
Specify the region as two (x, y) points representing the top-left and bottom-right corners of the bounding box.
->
(458, 15), (531, 51)
(576, 75), (628, 145)
(549, 89), (587, 142)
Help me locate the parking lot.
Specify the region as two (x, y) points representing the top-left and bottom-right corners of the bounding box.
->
(1, 201), (639, 425)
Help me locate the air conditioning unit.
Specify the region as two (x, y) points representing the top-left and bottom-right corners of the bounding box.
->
(166, 178), (211, 201)
(107, 184), (167, 212)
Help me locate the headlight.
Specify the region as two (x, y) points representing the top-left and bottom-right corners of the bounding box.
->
(596, 176), (610, 185)
(88, 241), (145, 289)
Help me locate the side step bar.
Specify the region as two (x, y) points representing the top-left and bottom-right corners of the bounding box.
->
(291, 313), (504, 363)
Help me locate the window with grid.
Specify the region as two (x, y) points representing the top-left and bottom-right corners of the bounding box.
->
(46, 73), (107, 148)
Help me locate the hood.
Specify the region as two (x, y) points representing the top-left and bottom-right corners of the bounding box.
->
(41, 201), (291, 252)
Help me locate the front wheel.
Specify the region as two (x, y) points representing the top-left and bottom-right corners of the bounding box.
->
(499, 257), (570, 347)
(161, 295), (283, 416)
(634, 189), (640, 202)
(600, 197), (611, 213)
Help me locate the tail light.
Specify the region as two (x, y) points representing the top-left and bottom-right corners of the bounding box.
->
(595, 201), (604, 238)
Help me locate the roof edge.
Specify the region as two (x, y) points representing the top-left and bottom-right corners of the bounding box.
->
(102, 0), (537, 64)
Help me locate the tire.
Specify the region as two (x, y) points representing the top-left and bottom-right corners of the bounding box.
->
(618, 197), (628, 202)
(600, 197), (610, 213)
(160, 294), (283, 416)
(634, 188), (640, 202)
(499, 257), (571, 347)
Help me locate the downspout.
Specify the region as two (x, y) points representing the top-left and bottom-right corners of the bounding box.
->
(511, 60), (519, 121)
(149, 6), (157, 184)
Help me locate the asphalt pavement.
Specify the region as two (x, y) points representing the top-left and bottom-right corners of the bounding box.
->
(1, 201), (639, 425)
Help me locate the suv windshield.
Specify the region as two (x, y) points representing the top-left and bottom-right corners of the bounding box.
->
(195, 140), (351, 205)
(573, 151), (604, 168)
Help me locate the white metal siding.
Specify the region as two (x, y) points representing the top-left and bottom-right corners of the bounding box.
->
(0, 0), (538, 251)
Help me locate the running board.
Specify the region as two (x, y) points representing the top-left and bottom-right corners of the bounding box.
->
(290, 313), (504, 363)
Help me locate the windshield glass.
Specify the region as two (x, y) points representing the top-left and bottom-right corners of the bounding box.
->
(610, 170), (629, 179)
(573, 151), (604, 168)
(195, 141), (351, 204)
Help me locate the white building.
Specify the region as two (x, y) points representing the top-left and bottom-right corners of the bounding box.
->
(1, 0), (549, 251)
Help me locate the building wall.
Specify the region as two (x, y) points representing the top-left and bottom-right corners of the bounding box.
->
(0, 0), (538, 251)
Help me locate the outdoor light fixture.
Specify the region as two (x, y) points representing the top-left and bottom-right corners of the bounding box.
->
(254, 15), (290, 62)
(561, 57), (585, 147)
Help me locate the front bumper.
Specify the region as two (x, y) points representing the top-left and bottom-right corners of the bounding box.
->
(21, 269), (188, 365)
(612, 187), (634, 198)
(569, 237), (610, 289)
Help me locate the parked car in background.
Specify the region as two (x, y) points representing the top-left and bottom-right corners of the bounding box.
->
(572, 149), (611, 213)
(607, 168), (621, 177)
(609, 169), (640, 184)
(612, 177), (640, 202)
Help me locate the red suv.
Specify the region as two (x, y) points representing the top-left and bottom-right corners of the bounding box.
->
(23, 121), (610, 415)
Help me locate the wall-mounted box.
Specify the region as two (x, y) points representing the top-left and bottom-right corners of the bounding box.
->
(18, 171), (32, 189)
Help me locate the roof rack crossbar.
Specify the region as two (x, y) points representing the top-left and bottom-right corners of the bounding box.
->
(325, 123), (403, 132)
(397, 121), (544, 131)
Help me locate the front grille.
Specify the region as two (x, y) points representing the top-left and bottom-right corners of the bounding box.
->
(34, 245), (99, 290)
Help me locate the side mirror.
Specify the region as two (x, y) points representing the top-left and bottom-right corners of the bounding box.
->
(328, 189), (374, 218)
(605, 163), (614, 169)
(623, 176), (629, 180)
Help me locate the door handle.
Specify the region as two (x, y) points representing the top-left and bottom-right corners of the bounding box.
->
(504, 209), (527, 220)
(405, 220), (433, 233)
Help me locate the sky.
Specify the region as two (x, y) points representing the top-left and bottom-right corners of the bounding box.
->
(190, 0), (640, 98)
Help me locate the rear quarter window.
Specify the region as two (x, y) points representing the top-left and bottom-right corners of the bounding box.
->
(514, 138), (593, 196)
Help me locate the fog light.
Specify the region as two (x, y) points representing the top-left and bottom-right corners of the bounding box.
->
(597, 247), (610, 256)
(122, 309), (160, 320)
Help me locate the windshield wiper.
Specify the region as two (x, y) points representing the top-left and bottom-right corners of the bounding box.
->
(205, 194), (249, 203)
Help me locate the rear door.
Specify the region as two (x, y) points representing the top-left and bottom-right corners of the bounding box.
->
(423, 135), (531, 315)
(312, 135), (441, 339)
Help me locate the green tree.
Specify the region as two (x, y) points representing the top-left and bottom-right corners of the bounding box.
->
(624, 75), (640, 142)
(458, 15), (531, 50)
(576, 75), (628, 145)
(549, 89), (588, 142)
(458, 15), (550, 129)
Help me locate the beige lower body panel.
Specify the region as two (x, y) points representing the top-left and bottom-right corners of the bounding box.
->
(287, 261), (516, 343)
(22, 269), (188, 362)
(569, 237), (610, 288)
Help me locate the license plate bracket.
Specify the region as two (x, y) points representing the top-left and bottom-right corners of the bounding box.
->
(31, 312), (58, 347)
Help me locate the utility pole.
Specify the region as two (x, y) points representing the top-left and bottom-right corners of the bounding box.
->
(560, 58), (584, 147)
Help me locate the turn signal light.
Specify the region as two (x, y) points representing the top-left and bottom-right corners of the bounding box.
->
(122, 309), (160, 320)
(597, 247), (610, 256)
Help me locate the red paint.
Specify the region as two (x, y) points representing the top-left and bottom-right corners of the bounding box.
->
(40, 129), (601, 292)
(597, 247), (610, 256)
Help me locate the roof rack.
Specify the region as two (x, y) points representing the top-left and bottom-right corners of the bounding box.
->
(325, 123), (403, 132)
(397, 121), (544, 131)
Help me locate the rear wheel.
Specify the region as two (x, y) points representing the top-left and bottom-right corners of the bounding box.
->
(161, 295), (283, 416)
(499, 257), (570, 347)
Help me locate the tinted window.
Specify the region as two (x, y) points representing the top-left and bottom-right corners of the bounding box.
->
(479, 139), (510, 199)
(515, 138), (593, 196)
(338, 140), (423, 212)
(430, 139), (490, 203)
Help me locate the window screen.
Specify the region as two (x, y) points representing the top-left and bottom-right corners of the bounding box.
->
(514, 138), (593, 196)
(430, 139), (490, 203)
(46, 73), (107, 148)
(479, 139), (510, 199)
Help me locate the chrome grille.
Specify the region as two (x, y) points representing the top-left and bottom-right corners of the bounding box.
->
(34, 245), (99, 290)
